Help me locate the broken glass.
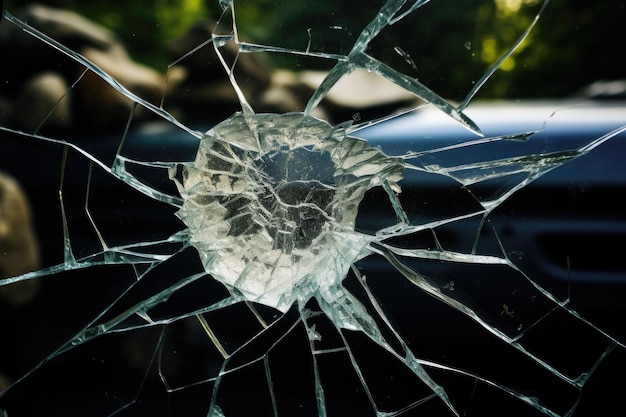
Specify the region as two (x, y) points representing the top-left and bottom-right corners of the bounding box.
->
(1, 1), (625, 416)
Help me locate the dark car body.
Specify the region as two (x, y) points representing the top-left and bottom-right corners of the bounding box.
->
(1, 98), (626, 416)
(5, 99), (626, 287)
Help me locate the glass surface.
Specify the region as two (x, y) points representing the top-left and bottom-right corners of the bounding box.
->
(1, 1), (626, 416)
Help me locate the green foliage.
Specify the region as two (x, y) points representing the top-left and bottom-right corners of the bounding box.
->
(501, 0), (626, 97)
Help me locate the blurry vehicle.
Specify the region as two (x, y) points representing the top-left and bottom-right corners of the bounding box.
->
(1, 97), (626, 416)
(6, 98), (625, 290)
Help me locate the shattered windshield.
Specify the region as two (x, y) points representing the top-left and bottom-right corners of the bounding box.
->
(1, 1), (626, 416)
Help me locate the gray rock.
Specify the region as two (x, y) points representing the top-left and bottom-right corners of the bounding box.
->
(13, 72), (72, 132)
(0, 171), (41, 307)
(1, 4), (184, 131)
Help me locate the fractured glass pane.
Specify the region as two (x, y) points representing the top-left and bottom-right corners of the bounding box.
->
(1, 1), (625, 416)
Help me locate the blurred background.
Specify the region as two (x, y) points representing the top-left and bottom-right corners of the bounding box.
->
(5, 0), (625, 99)
(2, 0), (626, 134)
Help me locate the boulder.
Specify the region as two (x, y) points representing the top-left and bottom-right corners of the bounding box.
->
(0, 171), (40, 308)
(77, 47), (185, 129)
(12, 72), (72, 132)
